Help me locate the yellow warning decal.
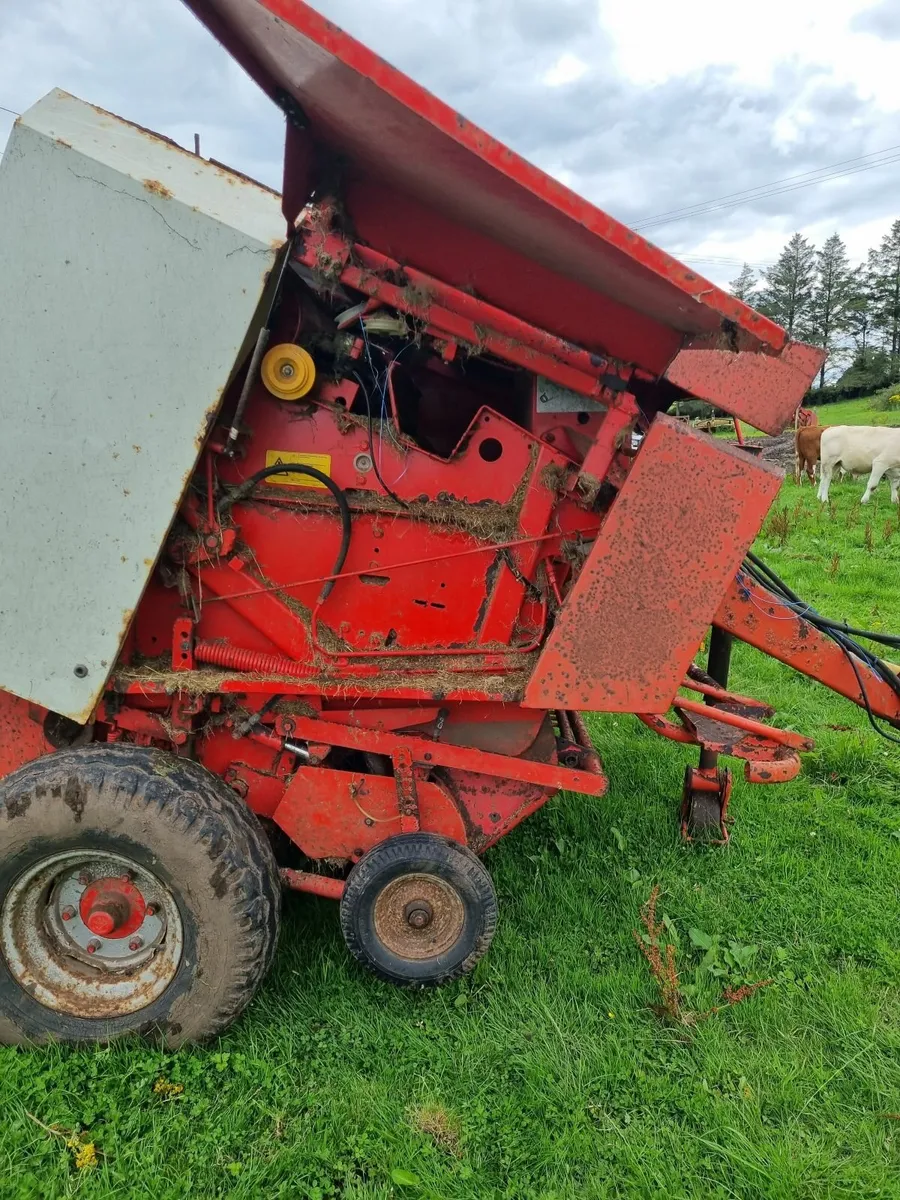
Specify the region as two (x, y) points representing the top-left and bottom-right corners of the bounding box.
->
(264, 451), (332, 489)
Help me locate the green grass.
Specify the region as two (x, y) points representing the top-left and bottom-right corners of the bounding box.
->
(717, 391), (900, 440)
(810, 394), (900, 427)
(2, 480), (900, 1199)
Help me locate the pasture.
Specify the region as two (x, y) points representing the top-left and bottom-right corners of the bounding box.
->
(1, 423), (899, 1198)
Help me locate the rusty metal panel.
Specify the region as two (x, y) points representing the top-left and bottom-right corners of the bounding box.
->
(664, 342), (827, 436)
(523, 415), (783, 713)
(0, 90), (284, 723)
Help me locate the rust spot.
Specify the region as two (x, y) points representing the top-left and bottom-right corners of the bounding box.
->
(143, 179), (174, 200)
(55, 137), (72, 148)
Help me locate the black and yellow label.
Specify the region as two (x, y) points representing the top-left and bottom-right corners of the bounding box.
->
(264, 451), (331, 489)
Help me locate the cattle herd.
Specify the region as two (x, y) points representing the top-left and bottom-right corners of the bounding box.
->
(794, 415), (900, 505)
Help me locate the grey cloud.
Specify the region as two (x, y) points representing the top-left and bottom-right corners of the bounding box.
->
(852, 1), (900, 39)
(2, 0), (898, 279)
(311, 0), (899, 254)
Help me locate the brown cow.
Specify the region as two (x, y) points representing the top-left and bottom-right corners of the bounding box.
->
(796, 424), (827, 483)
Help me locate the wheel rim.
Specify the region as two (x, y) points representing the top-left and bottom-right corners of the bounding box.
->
(0, 850), (183, 1019)
(372, 873), (465, 961)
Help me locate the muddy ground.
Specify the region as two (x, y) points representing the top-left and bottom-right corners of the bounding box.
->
(741, 430), (796, 472)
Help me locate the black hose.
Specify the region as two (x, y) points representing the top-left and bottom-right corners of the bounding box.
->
(739, 553), (900, 743)
(745, 552), (900, 648)
(220, 464), (351, 601)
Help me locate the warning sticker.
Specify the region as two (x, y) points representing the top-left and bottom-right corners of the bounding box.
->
(264, 451), (332, 489)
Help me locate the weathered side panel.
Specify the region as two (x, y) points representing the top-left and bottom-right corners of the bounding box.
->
(0, 90), (284, 722)
(523, 416), (784, 713)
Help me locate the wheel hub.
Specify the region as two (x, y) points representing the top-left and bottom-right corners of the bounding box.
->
(373, 874), (465, 960)
(0, 850), (183, 1018)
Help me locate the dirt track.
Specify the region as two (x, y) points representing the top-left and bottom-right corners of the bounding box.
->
(742, 431), (796, 471)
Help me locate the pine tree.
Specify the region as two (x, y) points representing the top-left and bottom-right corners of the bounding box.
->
(809, 234), (857, 387)
(759, 233), (817, 340)
(869, 219), (900, 381)
(845, 253), (877, 354)
(728, 263), (757, 302)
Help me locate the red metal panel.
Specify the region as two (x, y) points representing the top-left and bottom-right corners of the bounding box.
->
(185, 0), (795, 365)
(0, 691), (50, 777)
(273, 766), (466, 858)
(664, 342), (827, 437)
(523, 416), (783, 713)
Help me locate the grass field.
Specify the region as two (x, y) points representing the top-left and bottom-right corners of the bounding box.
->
(717, 392), (900, 440)
(1, 433), (900, 1198)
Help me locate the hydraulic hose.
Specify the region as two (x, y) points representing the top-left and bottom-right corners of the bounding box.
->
(219, 463), (351, 601)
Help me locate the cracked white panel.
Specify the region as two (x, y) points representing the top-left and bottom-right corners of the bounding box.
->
(0, 90), (285, 722)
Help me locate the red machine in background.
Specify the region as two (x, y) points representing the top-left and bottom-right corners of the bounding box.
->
(0, 0), (898, 1047)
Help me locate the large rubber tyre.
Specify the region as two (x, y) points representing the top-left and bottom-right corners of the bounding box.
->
(340, 833), (497, 987)
(0, 745), (280, 1047)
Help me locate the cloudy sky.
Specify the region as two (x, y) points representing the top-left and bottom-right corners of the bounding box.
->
(2, 0), (898, 288)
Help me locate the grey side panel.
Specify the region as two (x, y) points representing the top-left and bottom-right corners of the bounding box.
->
(0, 90), (284, 721)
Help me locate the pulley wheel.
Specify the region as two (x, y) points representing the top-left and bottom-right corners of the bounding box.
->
(261, 343), (316, 401)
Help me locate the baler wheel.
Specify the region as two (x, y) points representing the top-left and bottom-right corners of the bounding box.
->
(0, 745), (281, 1046)
(339, 834), (497, 987)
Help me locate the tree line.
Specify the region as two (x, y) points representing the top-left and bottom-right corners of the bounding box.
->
(728, 219), (900, 395)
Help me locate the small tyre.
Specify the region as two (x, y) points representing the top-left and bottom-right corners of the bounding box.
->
(340, 833), (497, 987)
(0, 744), (281, 1047)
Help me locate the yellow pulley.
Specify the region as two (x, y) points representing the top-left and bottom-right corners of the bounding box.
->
(261, 343), (316, 401)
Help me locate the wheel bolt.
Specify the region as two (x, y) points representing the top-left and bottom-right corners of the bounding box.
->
(86, 940), (101, 955)
(145, 903), (157, 917)
(120, 871), (133, 883)
(77, 873), (90, 886)
(128, 937), (143, 952)
(61, 906), (76, 922)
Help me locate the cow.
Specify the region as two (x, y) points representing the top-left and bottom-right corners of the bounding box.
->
(816, 425), (900, 504)
(796, 424), (826, 484)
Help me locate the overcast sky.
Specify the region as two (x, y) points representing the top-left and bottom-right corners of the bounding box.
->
(2, 0), (898, 288)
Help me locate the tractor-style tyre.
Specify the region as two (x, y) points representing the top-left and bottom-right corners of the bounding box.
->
(340, 833), (497, 987)
(0, 744), (281, 1047)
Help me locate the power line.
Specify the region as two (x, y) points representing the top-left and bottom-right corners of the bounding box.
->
(638, 153), (900, 232)
(635, 144), (900, 231)
(682, 255), (775, 268)
(0, 104), (20, 118)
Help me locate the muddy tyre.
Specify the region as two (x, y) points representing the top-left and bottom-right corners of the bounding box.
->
(0, 744), (280, 1047)
(340, 833), (497, 987)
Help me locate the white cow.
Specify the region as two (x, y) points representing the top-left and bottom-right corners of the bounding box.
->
(817, 425), (900, 504)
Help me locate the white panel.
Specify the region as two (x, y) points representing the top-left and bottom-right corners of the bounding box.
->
(0, 90), (285, 722)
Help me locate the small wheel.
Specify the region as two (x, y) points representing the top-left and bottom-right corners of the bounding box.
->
(0, 745), (281, 1046)
(339, 833), (497, 987)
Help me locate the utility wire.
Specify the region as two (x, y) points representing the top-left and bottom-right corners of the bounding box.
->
(635, 142), (900, 228)
(636, 146), (900, 232)
(0, 104), (20, 118)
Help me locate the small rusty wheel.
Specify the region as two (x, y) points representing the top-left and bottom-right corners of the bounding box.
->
(340, 834), (497, 986)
